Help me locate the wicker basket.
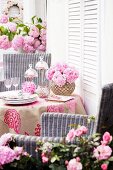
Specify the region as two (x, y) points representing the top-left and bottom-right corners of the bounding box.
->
(50, 82), (75, 96)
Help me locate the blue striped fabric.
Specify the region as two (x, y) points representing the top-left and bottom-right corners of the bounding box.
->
(41, 112), (95, 137)
(2, 53), (51, 91)
(12, 134), (63, 158)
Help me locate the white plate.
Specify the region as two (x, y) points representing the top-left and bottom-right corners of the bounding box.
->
(3, 94), (38, 105)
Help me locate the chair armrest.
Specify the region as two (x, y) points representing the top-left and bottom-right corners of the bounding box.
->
(41, 112), (96, 137)
(12, 134), (63, 158)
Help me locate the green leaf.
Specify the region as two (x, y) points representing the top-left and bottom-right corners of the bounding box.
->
(36, 24), (43, 30)
(38, 18), (42, 23)
(31, 15), (36, 24)
(108, 156), (113, 161)
(93, 136), (100, 142)
(51, 155), (60, 163)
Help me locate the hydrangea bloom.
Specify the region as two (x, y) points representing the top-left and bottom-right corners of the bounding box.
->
(0, 133), (12, 146)
(0, 146), (16, 167)
(0, 15), (46, 53)
(0, 15), (8, 23)
(46, 63), (79, 87)
(29, 25), (39, 38)
(0, 35), (11, 50)
(22, 81), (36, 94)
(7, 22), (17, 32)
(12, 35), (24, 51)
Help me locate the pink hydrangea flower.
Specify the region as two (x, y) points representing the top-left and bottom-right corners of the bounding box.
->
(38, 44), (46, 52)
(33, 39), (41, 49)
(24, 36), (34, 45)
(22, 81), (36, 94)
(0, 15), (8, 23)
(23, 44), (35, 53)
(46, 68), (55, 80)
(63, 67), (79, 84)
(0, 146), (16, 166)
(7, 22), (17, 32)
(52, 71), (66, 87)
(40, 28), (46, 36)
(67, 158), (82, 170)
(101, 132), (112, 145)
(0, 35), (11, 50)
(66, 129), (76, 142)
(46, 63), (79, 87)
(12, 35), (24, 51)
(101, 163), (108, 170)
(93, 145), (112, 160)
(53, 63), (68, 73)
(0, 133), (12, 146)
(29, 25), (39, 38)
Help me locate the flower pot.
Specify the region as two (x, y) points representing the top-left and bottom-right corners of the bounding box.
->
(51, 82), (75, 96)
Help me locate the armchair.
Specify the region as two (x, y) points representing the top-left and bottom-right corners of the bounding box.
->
(96, 83), (113, 136)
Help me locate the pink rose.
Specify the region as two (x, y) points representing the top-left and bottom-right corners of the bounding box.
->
(66, 129), (76, 142)
(101, 164), (108, 170)
(93, 145), (112, 160)
(79, 126), (88, 134)
(75, 129), (83, 137)
(0, 15), (8, 23)
(7, 22), (17, 32)
(41, 153), (48, 163)
(67, 158), (82, 170)
(102, 132), (112, 145)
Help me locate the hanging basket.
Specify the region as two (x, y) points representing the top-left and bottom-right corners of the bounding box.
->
(50, 82), (75, 96)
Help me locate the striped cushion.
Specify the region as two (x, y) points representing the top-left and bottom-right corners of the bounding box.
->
(41, 112), (95, 137)
(3, 53), (51, 91)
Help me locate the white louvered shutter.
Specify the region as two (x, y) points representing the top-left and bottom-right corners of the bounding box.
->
(67, 0), (101, 115)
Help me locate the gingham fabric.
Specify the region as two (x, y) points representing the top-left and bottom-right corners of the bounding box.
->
(41, 112), (95, 137)
(96, 83), (113, 136)
(12, 134), (63, 158)
(2, 53), (51, 91)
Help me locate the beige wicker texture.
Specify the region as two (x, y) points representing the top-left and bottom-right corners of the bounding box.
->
(50, 82), (75, 96)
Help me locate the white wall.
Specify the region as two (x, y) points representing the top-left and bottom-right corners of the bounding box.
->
(47, 0), (67, 65)
(35, 0), (46, 22)
(23, 0), (46, 23)
(101, 0), (113, 86)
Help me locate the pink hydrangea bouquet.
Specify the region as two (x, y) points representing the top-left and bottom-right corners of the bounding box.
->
(0, 133), (37, 170)
(22, 81), (36, 94)
(0, 15), (46, 53)
(37, 126), (113, 170)
(46, 63), (79, 87)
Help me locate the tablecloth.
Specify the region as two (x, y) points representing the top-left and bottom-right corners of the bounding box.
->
(0, 92), (86, 136)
